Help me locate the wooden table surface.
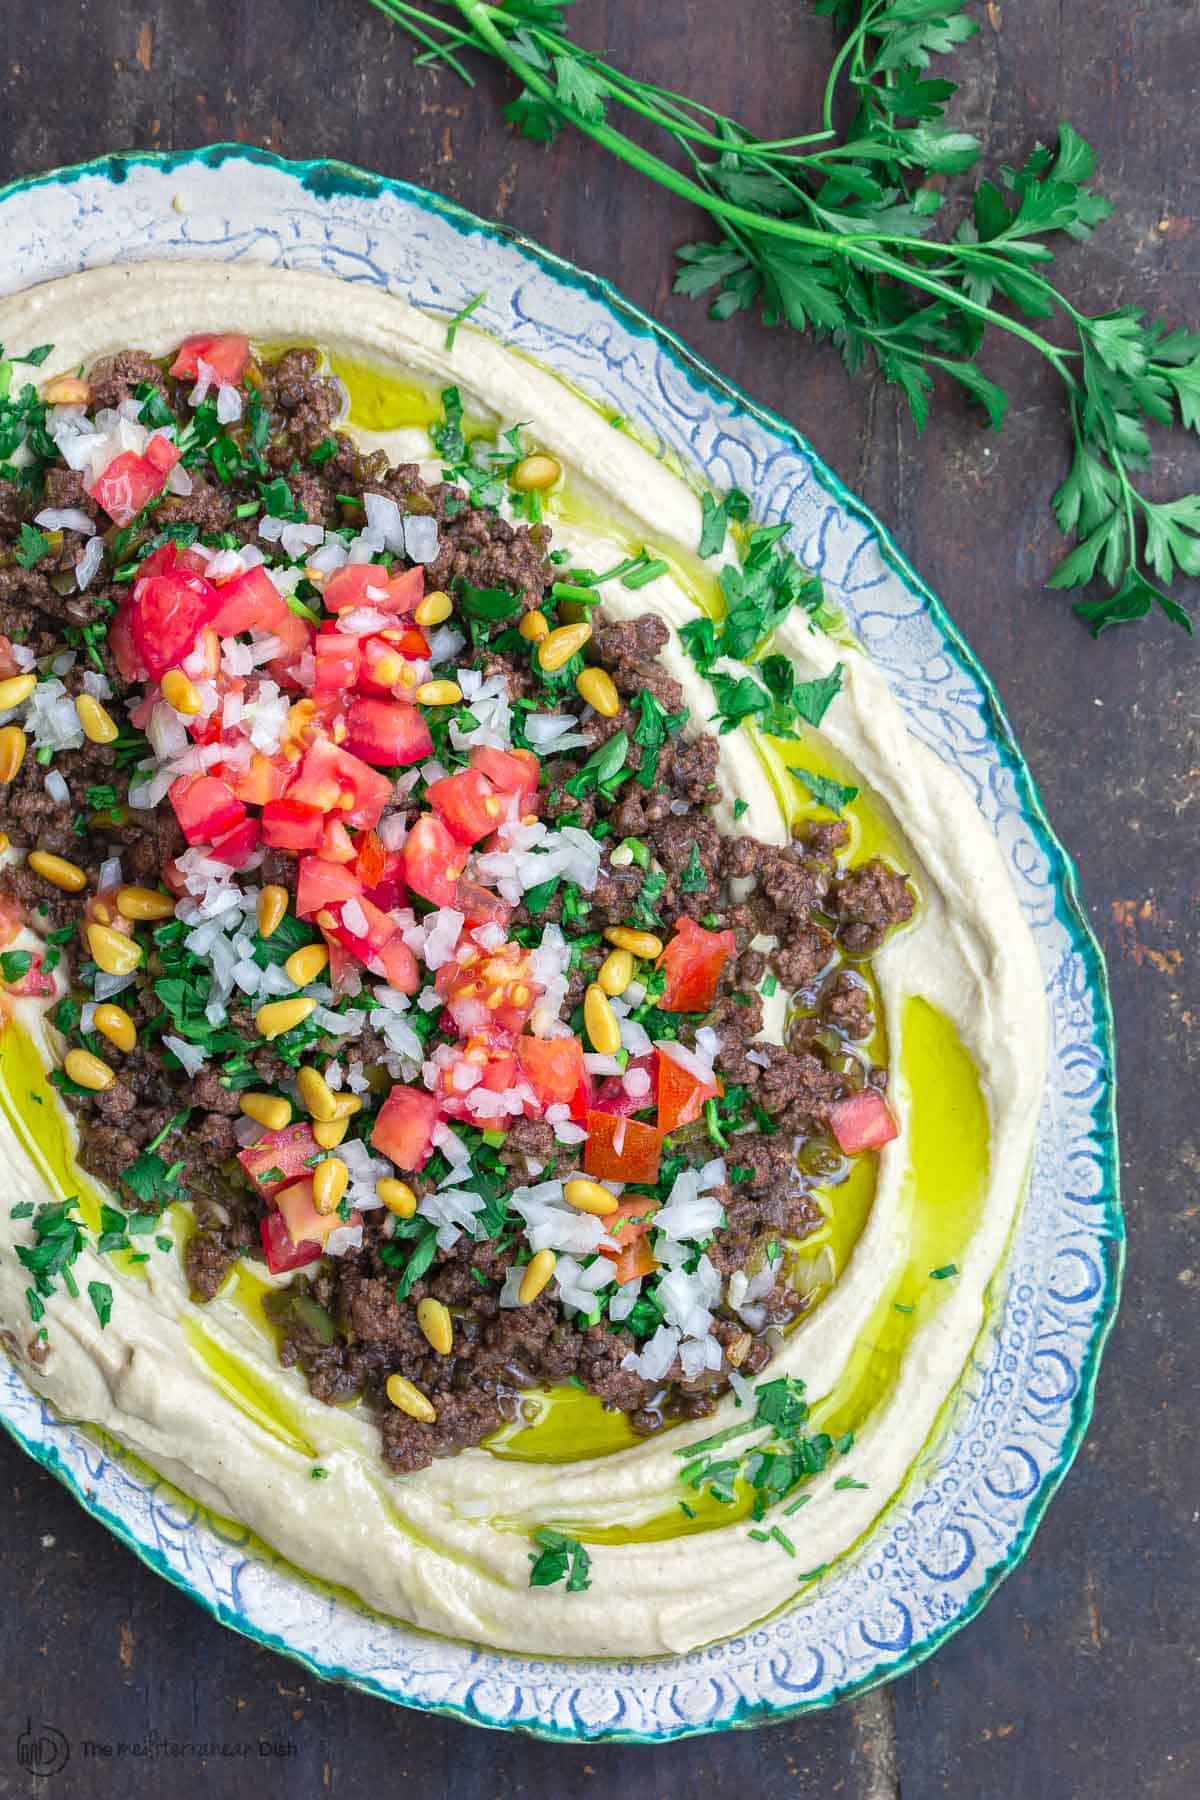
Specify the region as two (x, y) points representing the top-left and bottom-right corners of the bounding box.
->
(0, 4), (1195, 1795)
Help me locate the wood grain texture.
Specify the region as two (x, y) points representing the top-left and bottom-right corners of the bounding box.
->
(0, 3), (1196, 1794)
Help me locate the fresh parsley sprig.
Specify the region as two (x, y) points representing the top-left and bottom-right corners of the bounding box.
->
(365, 0), (1200, 633)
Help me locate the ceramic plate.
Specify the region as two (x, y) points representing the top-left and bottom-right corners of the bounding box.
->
(0, 147), (1120, 1742)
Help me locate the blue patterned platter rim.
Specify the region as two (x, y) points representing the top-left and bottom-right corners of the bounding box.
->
(0, 146), (1120, 1742)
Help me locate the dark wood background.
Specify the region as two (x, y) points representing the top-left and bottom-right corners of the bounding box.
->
(0, 3), (1195, 1795)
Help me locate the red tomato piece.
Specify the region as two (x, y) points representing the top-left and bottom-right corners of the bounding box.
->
(2, 952), (56, 998)
(402, 813), (467, 908)
(326, 896), (419, 994)
(515, 1036), (590, 1117)
(319, 819), (358, 864)
(226, 751), (293, 807)
(108, 603), (147, 682)
(343, 697), (433, 768)
(169, 774), (245, 847)
(86, 448), (174, 528)
(0, 897), (24, 949)
(597, 1197), (661, 1278)
(143, 432), (181, 476)
(209, 815), (261, 869)
(436, 940), (538, 1035)
(294, 856), (363, 921)
(274, 1175), (359, 1252)
(314, 631), (361, 695)
(169, 333), (252, 385)
(370, 1085), (441, 1173)
(657, 918), (737, 1014)
(583, 1111), (662, 1184)
(259, 1211), (323, 1275)
(427, 769), (503, 845)
(353, 829), (387, 889)
(452, 878), (510, 930)
(289, 737), (391, 829)
(0, 635), (23, 679)
(323, 562), (423, 616)
(468, 745), (539, 811)
(261, 797), (326, 852)
(439, 1034), (519, 1116)
(210, 565), (291, 638)
(238, 1122), (321, 1196)
(131, 567), (221, 678)
(592, 1053), (657, 1119)
(655, 1050), (720, 1135)
(377, 934), (420, 993)
(355, 634), (407, 693)
(829, 1088), (899, 1155)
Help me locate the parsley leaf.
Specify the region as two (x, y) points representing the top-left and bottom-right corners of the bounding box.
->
(792, 767), (859, 813)
(14, 522), (48, 568)
(528, 1527), (592, 1591)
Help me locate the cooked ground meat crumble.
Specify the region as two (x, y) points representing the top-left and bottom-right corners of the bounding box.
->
(0, 334), (913, 1474)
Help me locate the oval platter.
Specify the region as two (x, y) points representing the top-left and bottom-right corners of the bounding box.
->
(0, 146), (1120, 1743)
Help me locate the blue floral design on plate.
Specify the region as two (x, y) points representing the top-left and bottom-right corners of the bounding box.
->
(0, 146), (1120, 1742)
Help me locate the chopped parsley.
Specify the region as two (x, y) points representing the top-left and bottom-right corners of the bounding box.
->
(698, 487), (750, 558)
(445, 291), (486, 350)
(792, 767), (859, 814)
(564, 730), (631, 801)
(630, 688), (686, 786)
(679, 843), (709, 893)
(0, 950), (33, 984)
(14, 522), (49, 569)
(528, 1527), (592, 1592)
(930, 1263), (959, 1280)
(87, 1281), (113, 1330)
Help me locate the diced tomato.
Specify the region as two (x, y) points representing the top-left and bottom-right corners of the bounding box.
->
(210, 565), (291, 638)
(238, 1122), (321, 1196)
(86, 446), (175, 528)
(274, 1175), (358, 1251)
(440, 1033), (518, 1115)
(325, 937), (360, 998)
(453, 879), (510, 930)
(323, 562), (424, 617)
(265, 608), (315, 687)
(169, 774), (245, 847)
(437, 940), (538, 1035)
(1, 952), (56, 998)
(294, 856), (363, 921)
(226, 751), (293, 807)
(182, 623), (221, 682)
(314, 631), (361, 695)
(260, 1211), (323, 1275)
(109, 603), (147, 682)
(326, 895), (419, 993)
(427, 769), (503, 846)
(377, 934), (420, 993)
(289, 737), (391, 829)
(169, 333), (252, 385)
(209, 815), (261, 869)
(0, 636), (23, 679)
(343, 697), (432, 768)
(583, 1111), (662, 1184)
(370, 1084), (441, 1172)
(379, 623), (429, 660)
(515, 1036), (591, 1119)
(829, 1088), (899, 1155)
(403, 813), (467, 909)
(143, 432), (182, 476)
(468, 745), (539, 812)
(0, 898), (24, 949)
(657, 917), (737, 1014)
(130, 567), (222, 677)
(353, 829), (387, 889)
(655, 1050), (720, 1135)
(597, 1197), (661, 1283)
(261, 797), (326, 852)
(319, 818), (358, 864)
(593, 1053), (657, 1119)
(355, 634), (407, 693)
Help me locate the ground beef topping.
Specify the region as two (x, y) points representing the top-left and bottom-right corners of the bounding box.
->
(0, 333), (915, 1479)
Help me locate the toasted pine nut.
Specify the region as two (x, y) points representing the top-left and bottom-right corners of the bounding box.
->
(604, 926), (663, 960)
(93, 1003), (136, 1053)
(285, 942), (330, 988)
(414, 589), (452, 627)
(416, 1296), (454, 1356)
(257, 884), (289, 939)
(255, 996), (316, 1039)
(86, 922), (143, 976)
(518, 609), (549, 642)
(64, 1047), (115, 1092)
(584, 983), (622, 1056)
(160, 668), (203, 715)
(116, 884), (175, 921)
(312, 1155), (349, 1216)
(377, 1178), (417, 1218)
(575, 666), (620, 717)
(518, 1248), (557, 1304)
(596, 948), (634, 997)
(0, 673), (36, 711)
(511, 453), (561, 492)
(313, 1116), (350, 1149)
(239, 1092), (292, 1132)
(331, 1091), (363, 1119)
(28, 851), (87, 893)
(563, 1177), (620, 1217)
(42, 374), (91, 406)
(385, 1374), (436, 1422)
(0, 726), (26, 785)
(537, 621), (592, 672)
(74, 694), (119, 744)
(413, 679), (463, 706)
(0, 831), (9, 855)
(296, 1064), (339, 1122)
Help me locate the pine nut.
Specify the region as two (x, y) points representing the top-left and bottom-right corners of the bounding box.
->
(64, 1047), (115, 1092)
(414, 589), (453, 627)
(255, 997), (316, 1039)
(296, 1064), (339, 1122)
(604, 926), (664, 959)
(28, 851), (87, 893)
(257, 884), (289, 939)
(511, 453), (561, 492)
(313, 1117), (350, 1149)
(563, 1177), (620, 1217)
(416, 1296), (454, 1356)
(86, 922), (143, 976)
(116, 884), (175, 921)
(312, 1155), (349, 1216)
(385, 1374), (436, 1422)
(0, 726), (26, 785)
(597, 948), (634, 996)
(239, 1092), (292, 1132)
(74, 694), (119, 744)
(0, 673), (36, 711)
(518, 609), (549, 642)
(284, 943), (330, 988)
(93, 1004), (136, 1053)
(42, 374), (91, 406)
(377, 1178), (417, 1218)
(575, 666), (620, 717)
(518, 1249), (557, 1304)
(413, 680), (463, 706)
(584, 983), (622, 1056)
(161, 668), (203, 715)
(537, 621), (592, 672)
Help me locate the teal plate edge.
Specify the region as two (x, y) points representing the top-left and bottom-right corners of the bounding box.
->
(0, 144), (1121, 1744)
